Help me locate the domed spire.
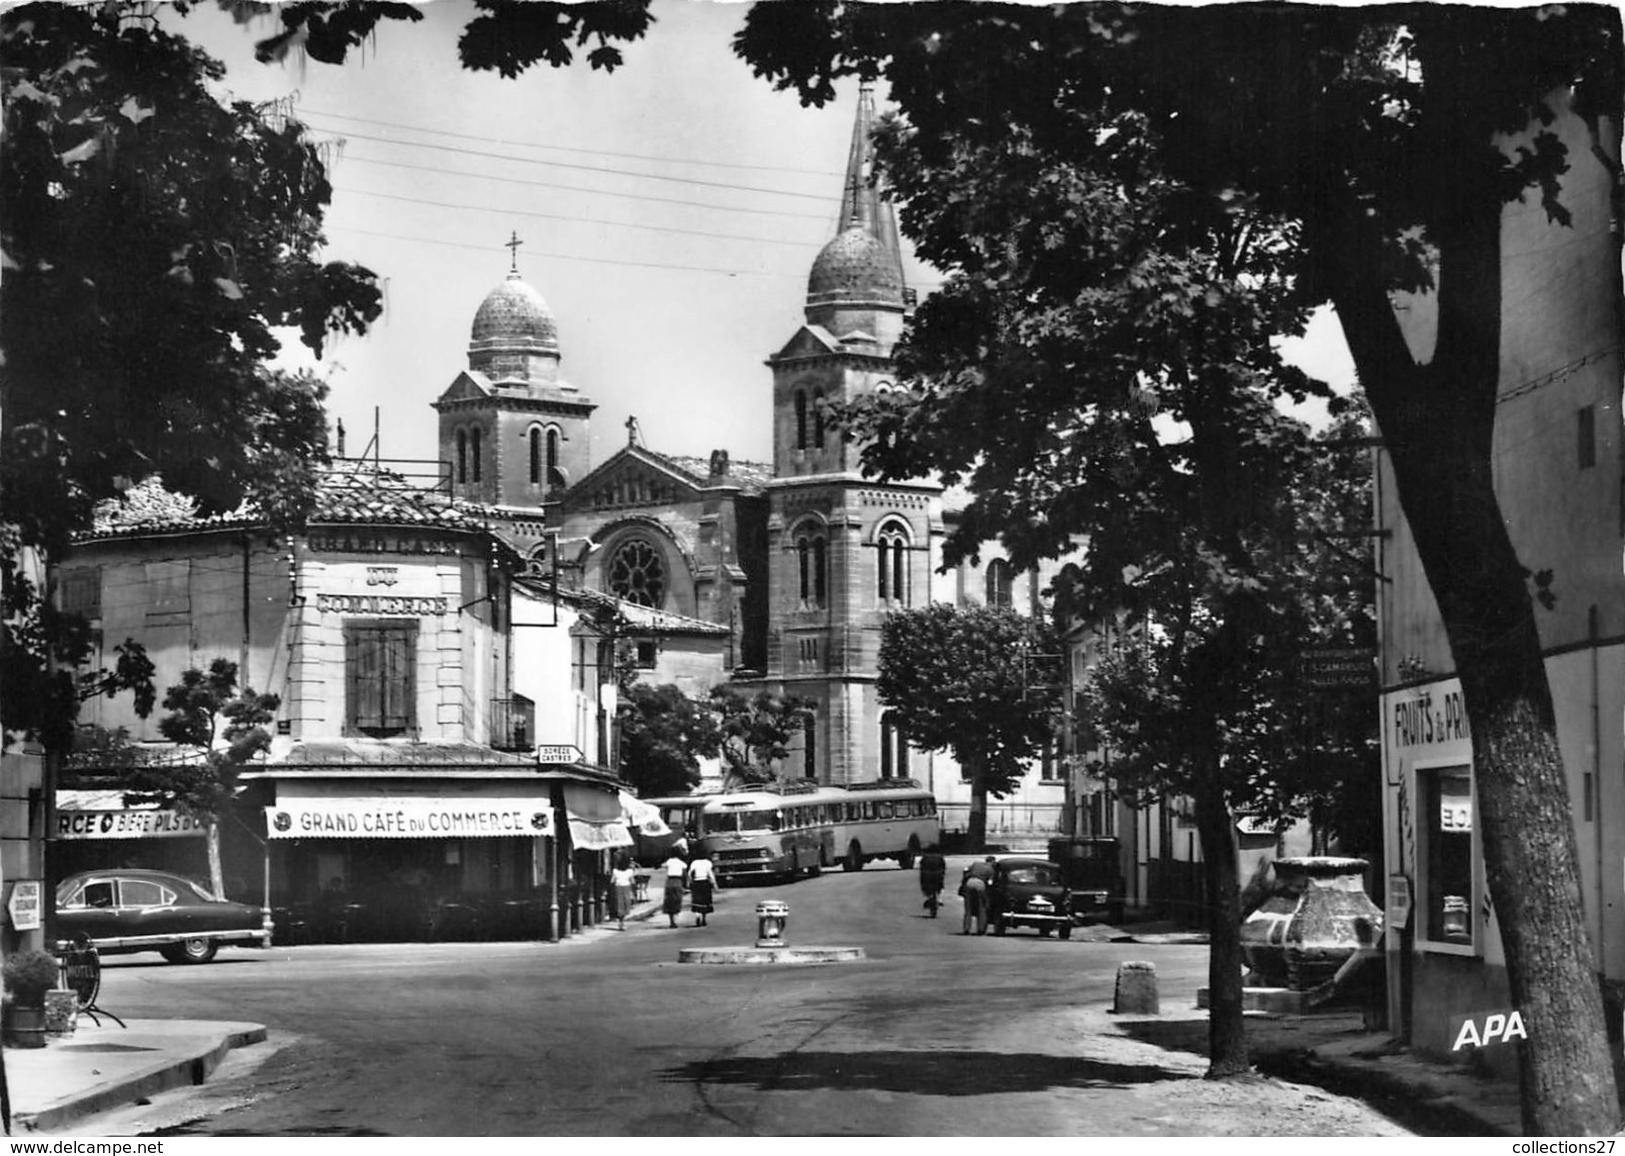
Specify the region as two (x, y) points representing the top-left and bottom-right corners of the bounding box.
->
(468, 234), (560, 384)
(806, 82), (907, 329)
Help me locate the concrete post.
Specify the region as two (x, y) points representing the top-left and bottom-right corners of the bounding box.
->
(1113, 960), (1159, 1014)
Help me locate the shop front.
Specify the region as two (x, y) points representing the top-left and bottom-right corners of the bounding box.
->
(55, 789), (212, 884)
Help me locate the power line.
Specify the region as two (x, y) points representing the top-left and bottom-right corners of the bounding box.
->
(335, 185), (824, 250)
(337, 154), (834, 223)
(325, 223), (804, 279)
(313, 128), (834, 202)
(299, 107), (842, 180)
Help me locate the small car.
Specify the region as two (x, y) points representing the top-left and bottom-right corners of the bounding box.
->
(1048, 836), (1127, 924)
(56, 869), (271, 964)
(987, 857), (1073, 939)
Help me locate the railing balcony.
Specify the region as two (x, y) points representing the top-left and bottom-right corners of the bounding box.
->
(490, 695), (535, 752)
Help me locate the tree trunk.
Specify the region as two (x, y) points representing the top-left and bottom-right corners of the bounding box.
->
(968, 761), (989, 851)
(1320, 41), (1621, 1127)
(206, 818), (226, 899)
(1195, 769), (1250, 1077)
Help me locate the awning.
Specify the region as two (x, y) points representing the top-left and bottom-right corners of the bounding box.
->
(568, 818), (634, 851)
(265, 796), (554, 840)
(56, 789), (206, 841)
(619, 791), (670, 836)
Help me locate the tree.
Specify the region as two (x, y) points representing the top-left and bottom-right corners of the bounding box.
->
(1, 2), (381, 750)
(123, 659), (278, 899)
(617, 683), (722, 798)
(733, 4), (1622, 1131)
(707, 686), (815, 788)
(878, 604), (1062, 852)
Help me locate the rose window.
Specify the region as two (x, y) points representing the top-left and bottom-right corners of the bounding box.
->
(608, 540), (665, 607)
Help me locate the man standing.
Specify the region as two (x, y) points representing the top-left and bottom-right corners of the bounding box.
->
(961, 855), (996, 936)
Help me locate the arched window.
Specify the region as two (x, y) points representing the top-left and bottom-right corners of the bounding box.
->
(986, 558), (1013, 608)
(881, 714), (909, 780)
(795, 526), (827, 609)
(456, 430), (468, 483)
(794, 391), (808, 450)
(529, 428), (541, 484)
(877, 522), (910, 606)
(607, 539), (666, 608)
(546, 428), (563, 487)
(471, 427), (483, 483)
(813, 391), (826, 448)
(803, 711), (817, 778)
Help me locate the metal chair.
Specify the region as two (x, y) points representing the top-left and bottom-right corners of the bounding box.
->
(54, 935), (125, 1029)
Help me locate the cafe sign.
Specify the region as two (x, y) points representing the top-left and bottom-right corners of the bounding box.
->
(266, 797), (553, 839)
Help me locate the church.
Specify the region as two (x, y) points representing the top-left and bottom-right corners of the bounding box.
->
(430, 85), (1070, 837)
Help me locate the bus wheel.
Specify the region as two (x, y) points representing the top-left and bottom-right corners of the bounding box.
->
(844, 841), (864, 872)
(898, 837), (920, 871)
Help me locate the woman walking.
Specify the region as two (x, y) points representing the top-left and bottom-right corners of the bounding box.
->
(610, 853), (636, 931)
(660, 848), (688, 928)
(687, 850), (717, 927)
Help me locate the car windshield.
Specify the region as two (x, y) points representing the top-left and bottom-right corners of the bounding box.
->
(1003, 864), (1060, 886)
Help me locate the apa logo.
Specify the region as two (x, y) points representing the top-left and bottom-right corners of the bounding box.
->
(1451, 1009), (1527, 1051)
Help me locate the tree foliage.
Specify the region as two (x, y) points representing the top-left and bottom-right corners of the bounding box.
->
(124, 659), (278, 897)
(247, 0), (654, 77)
(734, 2), (1622, 1128)
(706, 685), (815, 787)
(0, 2), (382, 750)
(617, 682), (722, 798)
(878, 604), (1061, 848)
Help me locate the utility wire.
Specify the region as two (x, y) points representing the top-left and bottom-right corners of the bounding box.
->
(299, 107), (842, 180)
(335, 185), (824, 249)
(337, 154), (834, 223)
(313, 129), (835, 202)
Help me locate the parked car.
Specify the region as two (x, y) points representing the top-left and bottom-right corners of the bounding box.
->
(1048, 836), (1127, 924)
(56, 869), (271, 964)
(987, 857), (1073, 938)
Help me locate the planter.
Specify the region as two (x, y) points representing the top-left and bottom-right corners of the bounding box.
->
(45, 989), (79, 1037)
(1240, 856), (1384, 991)
(3, 1003), (47, 1049)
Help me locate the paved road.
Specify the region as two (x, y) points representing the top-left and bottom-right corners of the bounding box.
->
(82, 860), (1406, 1136)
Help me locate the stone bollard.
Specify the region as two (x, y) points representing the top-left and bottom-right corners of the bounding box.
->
(756, 900), (789, 948)
(1113, 960), (1159, 1014)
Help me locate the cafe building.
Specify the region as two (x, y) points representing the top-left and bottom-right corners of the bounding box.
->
(59, 463), (626, 940)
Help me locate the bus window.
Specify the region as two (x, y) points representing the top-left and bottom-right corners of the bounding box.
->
(875, 801), (893, 819)
(862, 802), (874, 820)
(738, 811), (781, 832)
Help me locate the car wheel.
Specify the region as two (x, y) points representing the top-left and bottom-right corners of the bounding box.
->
(843, 841), (864, 872)
(1059, 923), (1072, 940)
(898, 837), (919, 871)
(161, 937), (218, 965)
(993, 916), (1006, 936)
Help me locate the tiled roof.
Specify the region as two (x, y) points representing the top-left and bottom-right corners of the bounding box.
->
(513, 578), (732, 636)
(657, 452), (774, 494)
(76, 463), (490, 542)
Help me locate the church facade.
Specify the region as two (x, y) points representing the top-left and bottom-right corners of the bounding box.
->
(432, 87), (1068, 837)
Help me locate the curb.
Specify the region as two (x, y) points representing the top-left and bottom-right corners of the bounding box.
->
(13, 1025), (268, 1134)
(1252, 1046), (1511, 1137)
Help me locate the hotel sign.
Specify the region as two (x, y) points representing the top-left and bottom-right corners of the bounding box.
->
(316, 593), (448, 616)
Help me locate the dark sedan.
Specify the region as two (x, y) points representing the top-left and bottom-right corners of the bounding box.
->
(56, 869), (272, 963)
(987, 857), (1073, 939)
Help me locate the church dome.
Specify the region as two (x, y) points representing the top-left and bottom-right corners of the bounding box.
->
(806, 226), (904, 311)
(470, 273), (559, 356)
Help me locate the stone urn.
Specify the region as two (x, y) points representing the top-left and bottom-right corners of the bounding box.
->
(1240, 857), (1384, 991)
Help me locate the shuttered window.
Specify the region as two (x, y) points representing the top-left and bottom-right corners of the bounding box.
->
(346, 621), (417, 737)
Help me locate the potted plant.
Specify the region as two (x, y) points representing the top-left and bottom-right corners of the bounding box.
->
(3, 949), (63, 1049)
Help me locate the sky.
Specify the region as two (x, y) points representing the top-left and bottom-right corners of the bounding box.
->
(178, 0), (1359, 471)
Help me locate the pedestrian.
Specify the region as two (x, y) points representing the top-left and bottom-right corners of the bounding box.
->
(687, 849), (717, 927)
(660, 847), (688, 928)
(960, 855), (996, 936)
(918, 848), (947, 917)
(610, 852), (636, 931)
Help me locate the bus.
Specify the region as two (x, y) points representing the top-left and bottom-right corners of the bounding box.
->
(631, 795), (709, 866)
(695, 779), (940, 883)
